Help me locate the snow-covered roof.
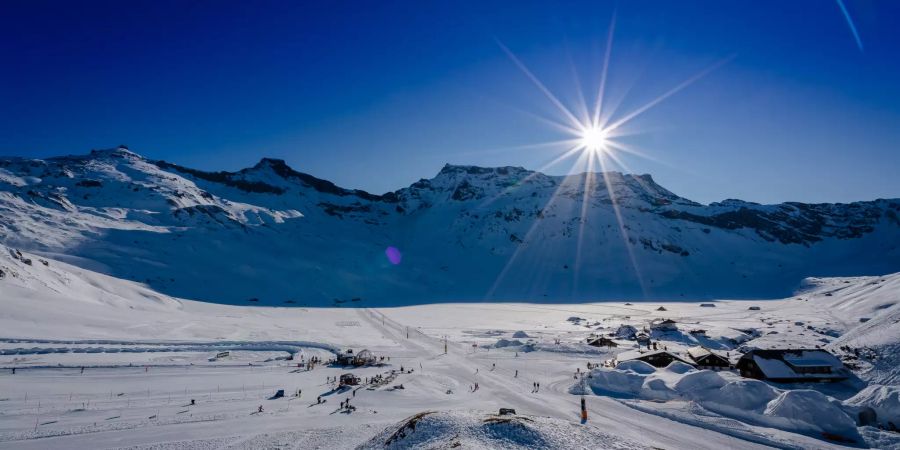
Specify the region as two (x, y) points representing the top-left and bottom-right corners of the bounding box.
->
(687, 346), (727, 361)
(743, 349), (847, 380)
(616, 349), (691, 364)
(782, 351), (842, 368)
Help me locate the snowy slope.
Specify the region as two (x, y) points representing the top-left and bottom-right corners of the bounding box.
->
(1, 147), (899, 305)
(2, 245), (899, 448)
(0, 246), (395, 348)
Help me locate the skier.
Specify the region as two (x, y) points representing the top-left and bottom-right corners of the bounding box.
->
(514, 370), (518, 378)
(258, 405), (263, 413)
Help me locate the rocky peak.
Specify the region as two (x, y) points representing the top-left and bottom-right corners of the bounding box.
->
(88, 146), (143, 160)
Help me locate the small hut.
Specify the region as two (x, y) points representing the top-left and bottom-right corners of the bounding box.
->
(586, 336), (618, 348)
(616, 349), (693, 368)
(336, 349), (355, 366)
(687, 347), (731, 370)
(339, 373), (360, 386)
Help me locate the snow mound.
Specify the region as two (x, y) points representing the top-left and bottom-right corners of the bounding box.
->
(673, 370), (727, 397)
(357, 410), (642, 450)
(844, 384), (900, 429)
(580, 365), (866, 444)
(763, 390), (860, 441)
(614, 325), (637, 339)
(511, 331), (530, 339)
(641, 378), (678, 401)
(664, 361), (695, 374)
(584, 368), (646, 396)
(615, 360), (656, 374)
(493, 339), (524, 348)
(707, 380), (778, 411)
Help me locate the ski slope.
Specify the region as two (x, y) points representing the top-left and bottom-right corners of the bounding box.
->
(2, 247), (899, 448)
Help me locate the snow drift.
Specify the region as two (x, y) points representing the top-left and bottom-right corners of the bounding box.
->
(357, 410), (643, 450)
(580, 363), (863, 443)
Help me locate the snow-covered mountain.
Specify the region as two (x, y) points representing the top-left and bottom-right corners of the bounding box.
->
(1, 147), (898, 305)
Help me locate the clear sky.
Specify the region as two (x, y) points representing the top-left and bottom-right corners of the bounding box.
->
(1, 0), (898, 204)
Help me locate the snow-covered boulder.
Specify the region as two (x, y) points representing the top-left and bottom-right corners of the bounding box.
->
(511, 331), (530, 339)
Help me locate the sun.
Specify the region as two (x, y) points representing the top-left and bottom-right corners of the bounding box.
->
(579, 126), (609, 153)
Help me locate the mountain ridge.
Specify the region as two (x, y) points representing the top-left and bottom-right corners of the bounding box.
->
(0, 146), (898, 305)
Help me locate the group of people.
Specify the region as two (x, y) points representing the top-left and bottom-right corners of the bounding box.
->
(302, 355), (322, 371)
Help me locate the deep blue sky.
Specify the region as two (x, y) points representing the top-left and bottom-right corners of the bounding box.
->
(2, 1), (898, 204)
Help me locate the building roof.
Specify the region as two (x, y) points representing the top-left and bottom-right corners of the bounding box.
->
(740, 349), (847, 380)
(587, 336), (618, 346)
(616, 349), (693, 365)
(687, 346), (729, 362)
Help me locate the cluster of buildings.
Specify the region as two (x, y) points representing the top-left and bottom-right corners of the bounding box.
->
(588, 317), (851, 383)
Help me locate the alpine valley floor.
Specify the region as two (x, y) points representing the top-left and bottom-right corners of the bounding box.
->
(1, 251), (899, 449)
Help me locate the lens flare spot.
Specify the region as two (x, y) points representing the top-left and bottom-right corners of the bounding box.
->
(385, 246), (402, 265)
